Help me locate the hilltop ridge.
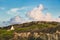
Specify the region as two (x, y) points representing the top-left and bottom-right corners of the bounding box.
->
(0, 21), (60, 33)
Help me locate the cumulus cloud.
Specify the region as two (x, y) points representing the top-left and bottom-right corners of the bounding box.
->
(9, 16), (23, 24)
(56, 18), (60, 22)
(27, 4), (45, 21)
(1, 15), (26, 26)
(44, 13), (52, 21)
(9, 15), (31, 24)
(27, 4), (60, 22)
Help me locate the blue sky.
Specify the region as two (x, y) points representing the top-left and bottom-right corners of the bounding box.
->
(0, 0), (60, 22)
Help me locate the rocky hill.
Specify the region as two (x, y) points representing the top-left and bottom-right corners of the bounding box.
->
(0, 21), (60, 33)
(0, 21), (60, 40)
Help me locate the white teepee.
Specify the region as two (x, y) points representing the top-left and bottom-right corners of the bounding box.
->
(11, 26), (14, 30)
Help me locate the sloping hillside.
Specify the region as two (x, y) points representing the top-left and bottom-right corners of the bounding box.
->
(0, 21), (60, 33)
(0, 21), (60, 40)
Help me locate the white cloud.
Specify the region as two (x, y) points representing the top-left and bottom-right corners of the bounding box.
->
(27, 4), (60, 22)
(9, 15), (30, 24)
(5, 7), (32, 24)
(56, 18), (60, 22)
(37, 4), (44, 11)
(27, 4), (45, 21)
(10, 8), (19, 12)
(7, 7), (28, 15)
(7, 8), (20, 15)
(44, 12), (52, 21)
(10, 16), (22, 24)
